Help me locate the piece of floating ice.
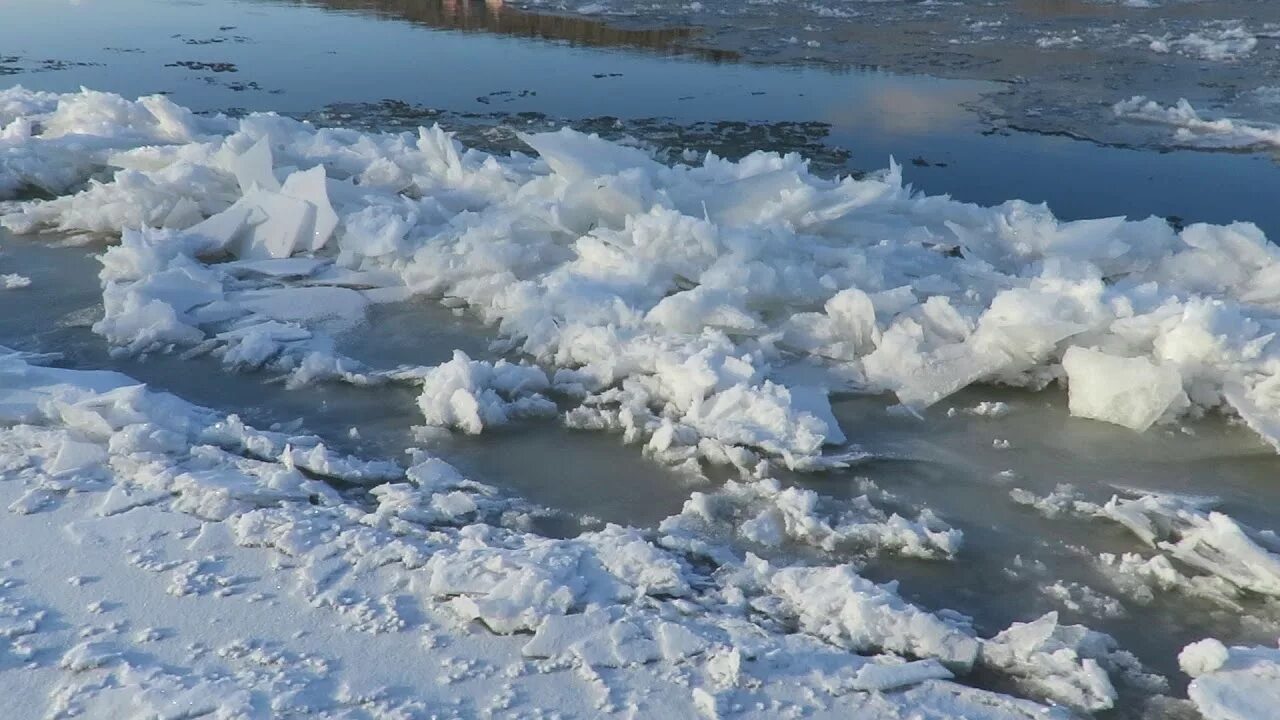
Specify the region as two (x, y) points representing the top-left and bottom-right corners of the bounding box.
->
(1015, 484), (1280, 607)
(414, 350), (556, 434)
(1130, 23), (1258, 63)
(1181, 639), (1280, 720)
(1102, 494), (1280, 597)
(659, 477), (962, 559)
(0, 273), (30, 289)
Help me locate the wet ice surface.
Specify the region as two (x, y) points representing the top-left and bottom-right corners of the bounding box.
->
(506, 0), (1280, 147)
(4, 1), (1280, 719)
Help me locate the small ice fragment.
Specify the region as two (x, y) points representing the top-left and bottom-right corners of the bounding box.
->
(0, 273), (30, 289)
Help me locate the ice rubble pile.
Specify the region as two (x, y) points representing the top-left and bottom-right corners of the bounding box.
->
(0, 346), (1091, 717)
(1132, 22), (1259, 63)
(8, 86), (1280, 467)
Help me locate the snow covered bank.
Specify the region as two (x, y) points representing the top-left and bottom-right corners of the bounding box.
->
(0, 346), (1087, 717)
(7, 87), (1280, 469)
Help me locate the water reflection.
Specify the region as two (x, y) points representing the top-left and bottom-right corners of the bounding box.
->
(822, 83), (978, 136)
(284, 0), (738, 61)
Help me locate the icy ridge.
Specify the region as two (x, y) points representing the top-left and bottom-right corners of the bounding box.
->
(7, 87), (1280, 469)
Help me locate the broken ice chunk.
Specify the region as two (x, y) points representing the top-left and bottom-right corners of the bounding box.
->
(190, 161), (336, 260)
(227, 286), (369, 331)
(980, 612), (1119, 712)
(279, 165), (338, 252)
(230, 137), (281, 194)
(1181, 639), (1280, 720)
(1061, 347), (1187, 431)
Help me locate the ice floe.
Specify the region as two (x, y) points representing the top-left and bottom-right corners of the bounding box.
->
(0, 272), (29, 289)
(1114, 96), (1280, 150)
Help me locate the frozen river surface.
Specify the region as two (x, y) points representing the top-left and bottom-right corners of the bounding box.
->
(2, 2), (1280, 719)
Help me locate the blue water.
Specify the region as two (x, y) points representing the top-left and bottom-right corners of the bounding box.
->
(2, 0), (1278, 235)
